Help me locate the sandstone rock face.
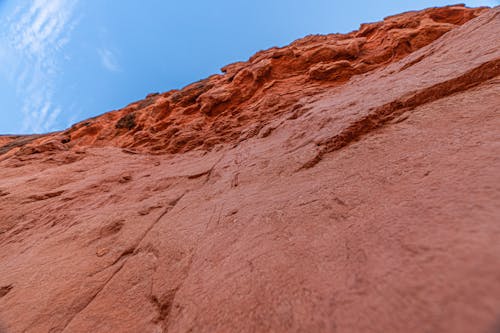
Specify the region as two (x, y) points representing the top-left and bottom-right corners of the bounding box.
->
(0, 5), (499, 333)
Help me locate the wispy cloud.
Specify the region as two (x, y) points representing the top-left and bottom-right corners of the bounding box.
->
(97, 47), (121, 72)
(1, 0), (79, 133)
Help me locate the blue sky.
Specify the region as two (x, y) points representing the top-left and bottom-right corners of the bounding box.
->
(0, 0), (498, 134)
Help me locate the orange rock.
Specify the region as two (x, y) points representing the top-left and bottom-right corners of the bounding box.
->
(0, 5), (499, 333)
(0, 5), (484, 158)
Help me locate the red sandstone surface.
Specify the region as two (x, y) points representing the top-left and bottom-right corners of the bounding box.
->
(0, 5), (499, 333)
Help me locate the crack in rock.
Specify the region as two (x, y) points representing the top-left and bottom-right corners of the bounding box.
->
(300, 58), (500, 169)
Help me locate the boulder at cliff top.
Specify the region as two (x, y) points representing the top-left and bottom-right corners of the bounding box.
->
(0, 5), (499, 333)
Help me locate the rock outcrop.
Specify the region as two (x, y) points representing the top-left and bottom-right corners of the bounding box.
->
(0, 5), (499, 333)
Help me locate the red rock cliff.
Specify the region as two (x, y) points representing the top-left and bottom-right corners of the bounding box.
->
(0, 5), (499, 333)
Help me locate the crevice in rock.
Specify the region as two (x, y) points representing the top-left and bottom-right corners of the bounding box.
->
(61, 193), (186, 332)
(0, 284), (13, 297)
(26, 190), (65, 202)
(150, 203), (223, 332)
(300, 58), (500, 170)
(61, 261), (127, 333)
(150, 287), (180, 333)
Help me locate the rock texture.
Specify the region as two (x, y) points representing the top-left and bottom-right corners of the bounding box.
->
(0, 5), (499, 333)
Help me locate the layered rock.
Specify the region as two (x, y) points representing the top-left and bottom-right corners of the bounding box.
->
(0, 5), (487, 159)
(0, 5), (499, 333)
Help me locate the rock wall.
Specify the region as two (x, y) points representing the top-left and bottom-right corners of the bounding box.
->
(0, 5), (499, 333)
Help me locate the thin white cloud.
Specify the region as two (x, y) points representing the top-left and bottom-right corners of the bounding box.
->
(97, 47), (121, 72)
(1, 0), (79, 133)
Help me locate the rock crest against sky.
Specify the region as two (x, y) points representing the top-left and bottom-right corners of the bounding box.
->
(0, 0), (498, 134)
(0, 5), (499, 333)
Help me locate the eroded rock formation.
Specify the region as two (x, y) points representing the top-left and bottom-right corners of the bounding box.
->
(0, 5), (499, 333)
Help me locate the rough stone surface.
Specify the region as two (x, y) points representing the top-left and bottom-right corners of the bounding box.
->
(0, 5), (499, 333)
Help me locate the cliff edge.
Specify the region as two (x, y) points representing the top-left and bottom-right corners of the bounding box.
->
(0, 5), (499, 333)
